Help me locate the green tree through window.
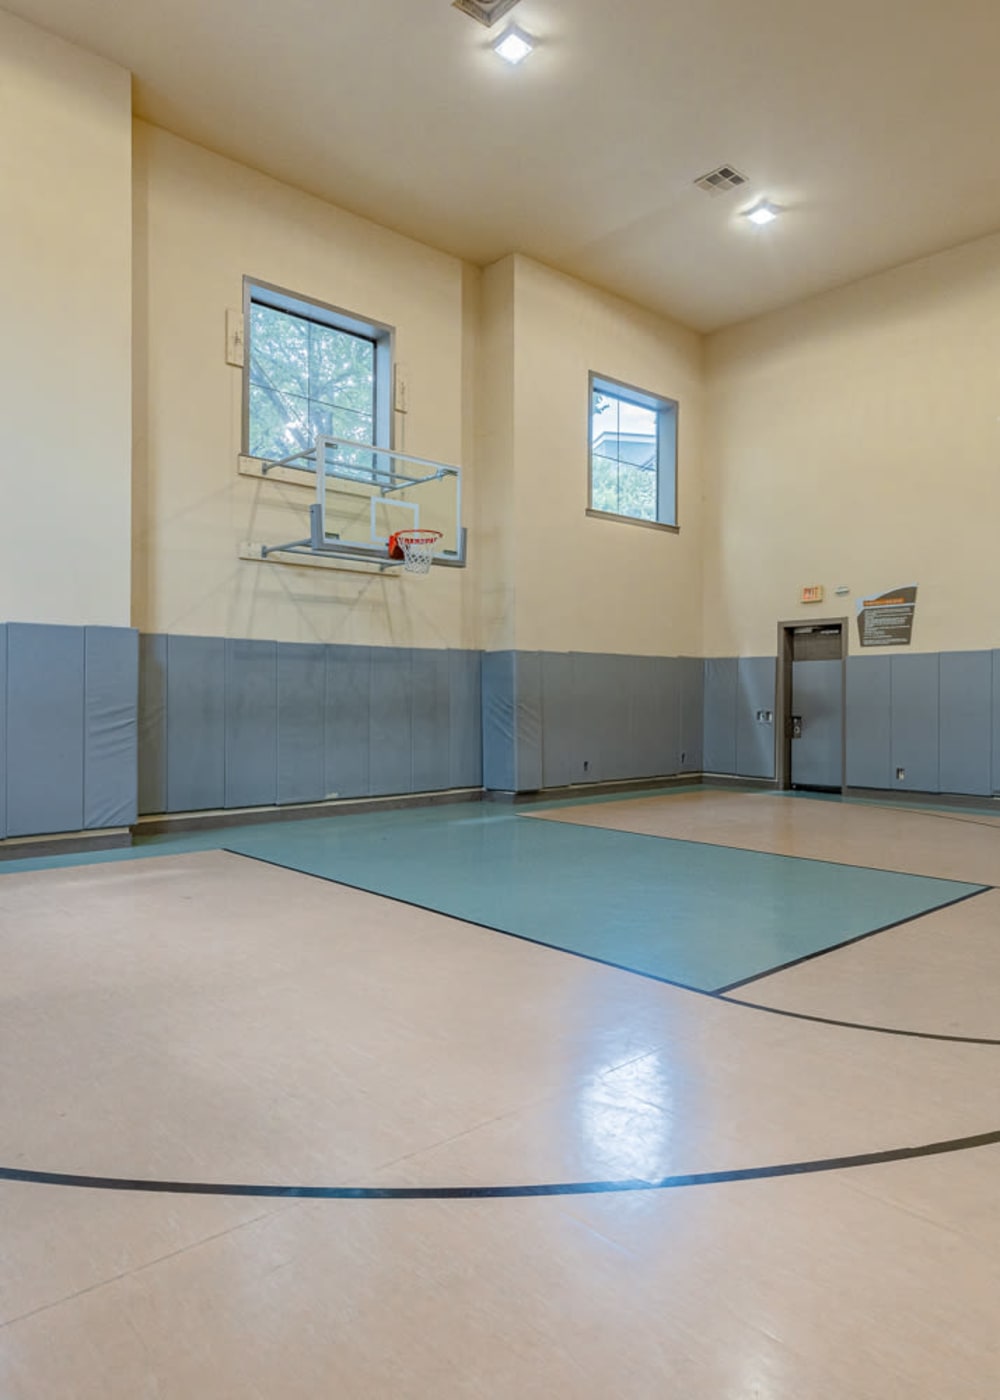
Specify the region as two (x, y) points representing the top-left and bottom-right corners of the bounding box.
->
(248, 302), (376, 462)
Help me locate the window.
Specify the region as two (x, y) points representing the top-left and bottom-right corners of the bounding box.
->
(244, 281), (391, 465)
(588, 374), (677, 528)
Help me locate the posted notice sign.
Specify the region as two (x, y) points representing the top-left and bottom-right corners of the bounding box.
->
(856, 585), (917, 647)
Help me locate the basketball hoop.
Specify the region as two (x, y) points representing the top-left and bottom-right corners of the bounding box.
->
(388, 529), (442, 575)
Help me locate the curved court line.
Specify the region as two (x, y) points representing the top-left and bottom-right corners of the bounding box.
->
(2, 1128), (1000, 1199)
(226, 852), (1000, 1046)
(720, 995), (1000, 1046)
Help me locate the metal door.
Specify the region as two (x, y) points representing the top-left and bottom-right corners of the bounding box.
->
(788, 625), (844, 790)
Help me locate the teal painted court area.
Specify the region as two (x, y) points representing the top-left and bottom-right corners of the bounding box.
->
(1, 795), (983, 991)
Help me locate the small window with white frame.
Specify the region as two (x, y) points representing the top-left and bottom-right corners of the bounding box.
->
(588, 374), (677, 528)
(243, 279), (392, 467)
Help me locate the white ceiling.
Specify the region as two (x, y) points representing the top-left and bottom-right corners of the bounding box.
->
(8, 0), (1000, 329)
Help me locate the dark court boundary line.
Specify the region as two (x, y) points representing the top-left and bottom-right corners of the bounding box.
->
(225, 852), (1000, 1047)
(714, 886), (991, 993)
(525, 805), (992, 887)
(3, 1128), (1000, 1200)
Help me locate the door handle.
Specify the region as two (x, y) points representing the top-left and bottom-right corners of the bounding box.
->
(787, 715), (803, 739)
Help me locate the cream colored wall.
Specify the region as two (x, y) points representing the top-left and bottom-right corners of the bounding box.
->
(132, 121), (478, 647)
(476, 257), (517, 651)
(704, 231), (1000, 656)
(509, 257), (704, 655)
(0, 9), (132, 627)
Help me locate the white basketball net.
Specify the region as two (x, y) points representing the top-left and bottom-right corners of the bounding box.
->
(396, 530), (442, 575)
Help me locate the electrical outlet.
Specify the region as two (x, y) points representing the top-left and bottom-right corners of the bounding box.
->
(681, 751), (686, 764)
(583, 760), (590, 773)
(896, 767), (906, 781)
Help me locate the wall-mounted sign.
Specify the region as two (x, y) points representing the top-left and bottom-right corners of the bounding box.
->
(856, 585), (917, 647)
(800, 584), (824, 604)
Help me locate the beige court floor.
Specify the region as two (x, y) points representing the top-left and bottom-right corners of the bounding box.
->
(532, 788), (1000, 885)
(0, 821), (999, 1396)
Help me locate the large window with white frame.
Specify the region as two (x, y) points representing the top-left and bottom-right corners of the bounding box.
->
(243, 280), (392, 466)
(588, 373), (678, 528)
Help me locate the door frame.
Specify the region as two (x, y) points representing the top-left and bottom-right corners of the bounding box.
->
(776, 617), (848, 792)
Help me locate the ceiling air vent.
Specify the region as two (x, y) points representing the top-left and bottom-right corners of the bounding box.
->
(694, 165), (748, 196)
(452, 0), (521, 27)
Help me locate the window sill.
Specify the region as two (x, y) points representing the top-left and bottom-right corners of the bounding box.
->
(586, 508), (679, 534)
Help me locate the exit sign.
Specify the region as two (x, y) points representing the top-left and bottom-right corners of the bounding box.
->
(800, 585), (824, 604)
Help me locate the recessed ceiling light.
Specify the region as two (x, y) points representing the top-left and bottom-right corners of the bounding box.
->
(745, 201), (780, 226)
(493, 25), (534, 64)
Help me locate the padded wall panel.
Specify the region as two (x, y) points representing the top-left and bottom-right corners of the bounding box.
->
(678, 657), (704, 773)
(84, 627), (138, 829)
(325, 646), (371, 799)
(845, 656), (892, 789)
(6, 623), (85, 836)
(736, 657), (776, 779)
(890, 653), (940, 792)
(939, 650), (992, 796)
(276, 642), (326, 806)
(225, 640), (278, 809)
(653, 657), (680, 777)
(575, 653), (630, 782)
(514, 652), (543, 792)
(449, 650), (482, 789)
(166, 635), (225, 812)
(138, 634), (167, 815)
(369, 647), (413, 796)
(411, 649), (451, 792)
(481, 651), (516, 791)
(629, 656), (660, 780)
(703, 657), (738, 774)
(541, 652), (576, 788)
(0, 626), (7, 838)
(994, 651), (1000, 795)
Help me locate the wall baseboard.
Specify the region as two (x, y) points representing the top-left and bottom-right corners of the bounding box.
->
(0, 828), (132, 862)
(843, 786), (1000, 811)
(134, 787), (484, 834)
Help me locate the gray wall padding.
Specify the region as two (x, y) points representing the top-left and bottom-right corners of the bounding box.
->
(0, 626), (6, 839)
(541, 651), (575, 787)
(481, 650), (516, 792)
(514, 652), (544, 792)
(138, 634), (167, 815)
(6, 623), (86, 836)
(678, 657), (704, 773)
(369, 647), (414, 796)
(449, 650), (482, 789)
(939, 650), (992, 796)
(736, 657), (776, 779)
(703, 657), (738, 774)
(225, 639), (278, 809)
(325, 646), (371, 800)
(166, 634), (226, 812)
(994, 651), (1000, 795)
(276, 643), (326, 806)
(411, 649), (451, 793)
(84, 627), (138, 829)
(845, 656), (892, 790)
(890, 653), (940, 793)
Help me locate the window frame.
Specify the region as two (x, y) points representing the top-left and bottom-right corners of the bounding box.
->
(241, 276), (395, 463)
(586, 371), (679, 533)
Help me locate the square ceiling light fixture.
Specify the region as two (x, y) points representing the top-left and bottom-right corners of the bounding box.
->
(452, 0), (522, 26)
(493, 24), (534, 63)
(744, 201), (781, 226)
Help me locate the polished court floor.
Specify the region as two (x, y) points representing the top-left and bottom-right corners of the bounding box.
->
(2, 789), (1000, 1396)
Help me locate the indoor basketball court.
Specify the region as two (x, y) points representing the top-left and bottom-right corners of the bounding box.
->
(3, 0), (1000, 1395)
